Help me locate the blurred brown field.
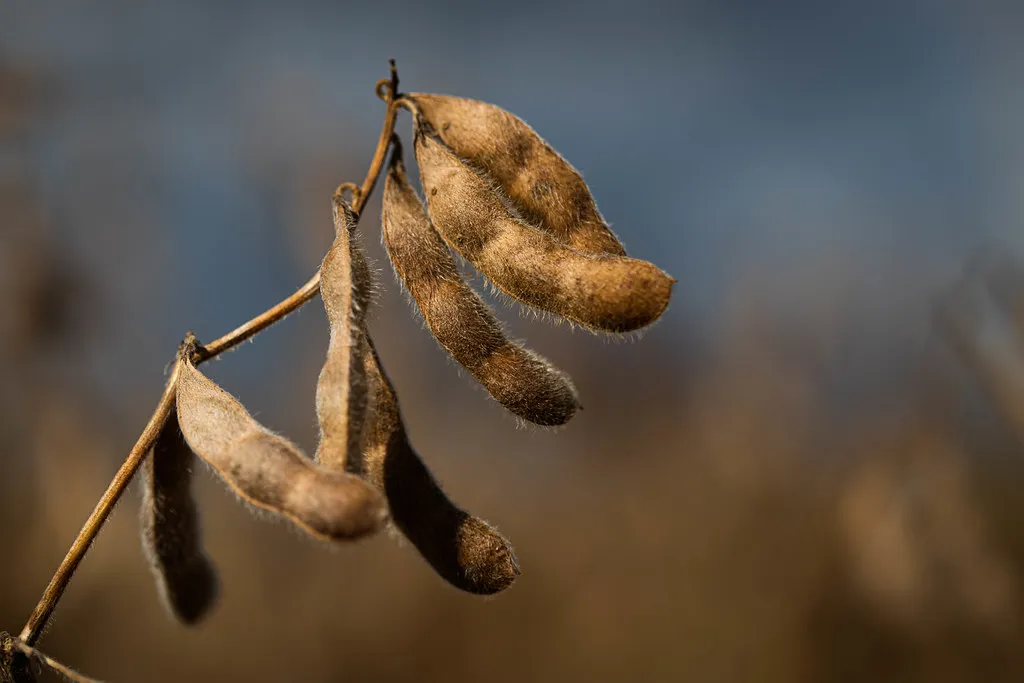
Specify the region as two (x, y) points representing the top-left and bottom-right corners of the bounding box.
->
(5, 3), (1024, 681)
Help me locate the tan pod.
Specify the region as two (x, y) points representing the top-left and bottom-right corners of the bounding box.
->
(414, 131), (674, 333)
(383, 139), (579, 426)
(357, 337), (520, 595)
(175, 358), (387, 542)
(315, 196), (374, 469)
(406, 93), (626, 256)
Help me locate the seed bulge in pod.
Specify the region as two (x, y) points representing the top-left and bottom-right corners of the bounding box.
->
(414, 130), (674, 334)
(355, 336), (520, 595)
(140, 409), (219, 625)
(383, 138), (579, 426)
(175, 358), (387, 542)
(406, 93), (626, 256)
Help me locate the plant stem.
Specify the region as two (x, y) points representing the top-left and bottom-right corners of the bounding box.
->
(19, 63), (402, 646)
(18, 365), (179, 646)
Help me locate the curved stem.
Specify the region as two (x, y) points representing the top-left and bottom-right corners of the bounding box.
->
(7, 626), (107, 681)
(19, 63), (403, 647)
(358, 65), (400, 213)
(394, 95), (421, 119)
(19, 363), (180, 645)
(198, 68), (398, 360)
(197, 272), (324, 361)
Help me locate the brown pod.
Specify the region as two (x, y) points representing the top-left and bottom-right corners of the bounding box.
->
(383, 139), (579, 426)
(356, 336), (520, 595)
(140, 409), (218, 625)
(315, 195), (374, 469)
(405, 92), (627, 256)
(414, 131), (674, 333)
(175, 358), (387, 542)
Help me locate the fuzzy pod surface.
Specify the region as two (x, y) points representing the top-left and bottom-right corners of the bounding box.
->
(355, 336), (520, 595)
(406, 93), (626, 256)
(383, 140), (579, 426)
(175, 359), (387, 542)
(414, 131), (674, 334)
(315, 197), (374, 470)
(140, 410), (218, 625)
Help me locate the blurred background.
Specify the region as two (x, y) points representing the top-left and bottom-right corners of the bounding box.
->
(4, 1), (1024, 680)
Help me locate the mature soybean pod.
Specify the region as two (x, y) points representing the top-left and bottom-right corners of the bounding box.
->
(356, 335), (520, 595)
(175, 359), (387, 542)
(414, 131), (675, 333)
(140, 410), (218, 625)
(315, 196), (373, 470)
(383, 140), (579, 426)
(406, 93), (627, 256)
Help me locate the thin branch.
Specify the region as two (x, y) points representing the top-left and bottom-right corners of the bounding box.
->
(197, 273), (323, 361)
(19, 62), (403, 647)
(6, 634), (106, 683)
(19, 364), (179, 645)
(197, 60), (399, 361)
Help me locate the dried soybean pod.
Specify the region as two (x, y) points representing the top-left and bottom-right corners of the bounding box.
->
(405, 93), (626, 256)
(383, 138), (579, 426)
(140, 409), (218, 625)
(315, 194), (374, 470)
(175, 355), (387, 542)
(414, 130), (675, 333)
(357, 336), (519, 595)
